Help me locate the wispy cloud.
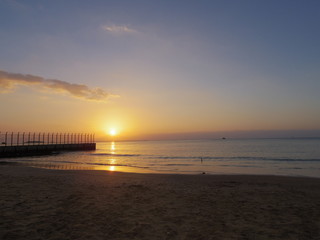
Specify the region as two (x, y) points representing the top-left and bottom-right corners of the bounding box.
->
(0, 70), (118, 102)
(102, 24), (137, 34)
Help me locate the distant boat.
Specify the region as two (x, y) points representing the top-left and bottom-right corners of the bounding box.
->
(222, 137), (226, 140)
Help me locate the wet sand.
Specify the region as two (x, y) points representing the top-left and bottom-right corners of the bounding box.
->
(1, 165), (320, 240)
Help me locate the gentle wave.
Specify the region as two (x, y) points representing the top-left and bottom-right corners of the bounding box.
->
(152, 155), (320, 162)
(4, 139), (320, 177)
(21, 159), (150, 170)
(10, 154), (320, 163)
(90, 153), (141, 157)
(85, 162), (150, 170)
(164, 164), (194, 166)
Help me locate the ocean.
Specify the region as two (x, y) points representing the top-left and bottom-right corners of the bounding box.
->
(6, 138), (320, 178)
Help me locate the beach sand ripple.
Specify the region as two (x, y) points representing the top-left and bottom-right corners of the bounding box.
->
(1, 166), (320, 240)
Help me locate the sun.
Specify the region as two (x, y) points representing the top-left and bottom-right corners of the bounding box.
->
(109, 129), (117, 136)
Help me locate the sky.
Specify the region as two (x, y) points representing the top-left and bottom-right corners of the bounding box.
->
(0, 0), (320, 140)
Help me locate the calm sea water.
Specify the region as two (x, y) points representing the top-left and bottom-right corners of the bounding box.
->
(6, 139), (320, 178)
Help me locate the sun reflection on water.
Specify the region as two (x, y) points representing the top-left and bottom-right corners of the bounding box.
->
(109, 142), (117, 171)
(110, 142), (116, 154)
(111, 142), (116, 150)
(109, 158), (116, 165)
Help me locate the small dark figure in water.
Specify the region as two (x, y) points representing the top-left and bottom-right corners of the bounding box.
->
(200, 157), (203, 163)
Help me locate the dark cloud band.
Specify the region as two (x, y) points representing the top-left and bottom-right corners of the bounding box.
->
(0, 70), (118, 102)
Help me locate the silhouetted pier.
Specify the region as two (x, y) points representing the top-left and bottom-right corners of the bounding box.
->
(0, 132), (96, 158)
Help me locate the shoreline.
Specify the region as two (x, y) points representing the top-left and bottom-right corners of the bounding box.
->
(2, 162), (320, 178)
(2, 160), (320, 179)
(1, 165), (320, 239)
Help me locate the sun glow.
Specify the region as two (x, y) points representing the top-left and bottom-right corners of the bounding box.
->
(109, 129), (117, 136)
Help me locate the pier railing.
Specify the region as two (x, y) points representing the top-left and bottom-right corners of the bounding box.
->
(0, 132), (95, 147)
(0, 132), (96, 158)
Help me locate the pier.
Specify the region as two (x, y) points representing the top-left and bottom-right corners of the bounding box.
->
(0, 132), (96, 158)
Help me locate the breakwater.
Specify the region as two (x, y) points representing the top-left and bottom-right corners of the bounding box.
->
(0, 132), (96, 158)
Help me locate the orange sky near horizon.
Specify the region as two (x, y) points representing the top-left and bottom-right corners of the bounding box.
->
(1, 86), (319, 141)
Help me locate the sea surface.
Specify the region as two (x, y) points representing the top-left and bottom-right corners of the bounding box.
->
(5, 138), (320, 178)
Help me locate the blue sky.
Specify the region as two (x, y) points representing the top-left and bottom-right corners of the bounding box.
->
(0, 0), (319, 139)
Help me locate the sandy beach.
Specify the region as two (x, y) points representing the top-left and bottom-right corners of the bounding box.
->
(1, 164), (320, 240)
